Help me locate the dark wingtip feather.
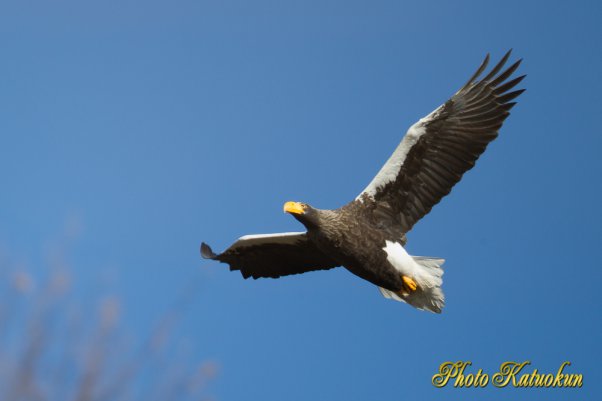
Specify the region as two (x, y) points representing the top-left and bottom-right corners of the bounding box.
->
(200, 242), (217, 259)
(497, 89), (526, 103)
(460, 53), (490, 91)
(490, 59), (523, 86)
(494, 74), (526, 94)
(481, 50), (512, 82)
(500, 101), (518, 111)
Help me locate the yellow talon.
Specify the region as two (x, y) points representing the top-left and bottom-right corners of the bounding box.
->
(402, 275), (417, 292)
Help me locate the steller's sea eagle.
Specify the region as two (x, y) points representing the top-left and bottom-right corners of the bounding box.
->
(201, 51), (525, 313)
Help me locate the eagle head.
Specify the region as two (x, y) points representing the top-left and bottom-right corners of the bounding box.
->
(283, 201), (319, 228)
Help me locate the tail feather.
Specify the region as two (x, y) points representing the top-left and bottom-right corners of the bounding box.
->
(379, 256), (445, 313)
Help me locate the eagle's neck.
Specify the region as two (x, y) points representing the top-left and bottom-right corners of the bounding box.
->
(307, 209), (345, 243)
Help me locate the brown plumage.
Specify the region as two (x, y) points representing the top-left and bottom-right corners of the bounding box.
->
(201, 51), (525, 313)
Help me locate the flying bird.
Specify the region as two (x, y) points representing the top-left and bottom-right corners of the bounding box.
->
(201, 51), (525, 313)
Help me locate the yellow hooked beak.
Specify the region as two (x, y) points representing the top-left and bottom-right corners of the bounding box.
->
(283, 201), (305, 215)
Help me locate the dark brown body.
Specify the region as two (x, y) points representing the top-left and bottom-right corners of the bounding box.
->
(201, 52), (524, 314)
(302, 200), (407, 292)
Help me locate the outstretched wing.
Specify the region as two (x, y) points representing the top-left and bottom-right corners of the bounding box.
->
(201, 232), (339, 279)
(358, 50), (525, 233)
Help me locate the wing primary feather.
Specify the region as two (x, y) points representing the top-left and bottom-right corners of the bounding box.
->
(497, 89), (526, 103)
(458, 106), (507, 120)
(481, 49), (512, 82)
(458, 102), (499, 117)
(494, 75), (526, 94)
(490, 59), (523, 86)
(462, 81), (490, 104)
(356, 51), (524, 234)
(459, 53), (490, 91)
(500, 102), (517, 111)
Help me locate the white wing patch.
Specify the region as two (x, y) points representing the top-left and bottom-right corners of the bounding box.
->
(357, 106), (444, 200)
(228, 232), (306, 250)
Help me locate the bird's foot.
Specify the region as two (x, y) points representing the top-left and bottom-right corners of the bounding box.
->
(400, 275), (418, 296)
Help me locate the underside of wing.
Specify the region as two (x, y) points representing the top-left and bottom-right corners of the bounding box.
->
(201, 232), (339, 279)
(358, 50), (525, 233)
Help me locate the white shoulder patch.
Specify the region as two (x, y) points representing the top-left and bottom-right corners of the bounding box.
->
(229, 232), (306, 250)
(357, 104), (444, 200)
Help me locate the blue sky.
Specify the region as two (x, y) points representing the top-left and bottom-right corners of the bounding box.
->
(1, 0), (601, 400)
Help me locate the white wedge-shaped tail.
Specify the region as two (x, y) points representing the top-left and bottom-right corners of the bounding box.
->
(379, 240), (445, 313)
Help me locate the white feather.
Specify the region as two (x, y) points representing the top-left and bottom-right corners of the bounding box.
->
(229, 232), (306, 249)
(357, 106), (444, 200)
(379, 240), (445, 313)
